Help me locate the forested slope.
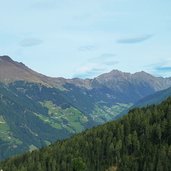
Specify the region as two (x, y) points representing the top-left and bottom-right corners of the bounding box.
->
(1, 97), (171, 171)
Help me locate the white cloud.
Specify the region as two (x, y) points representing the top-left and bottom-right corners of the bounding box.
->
(117, 34), (153, 44)
(19, 38), (43, 47)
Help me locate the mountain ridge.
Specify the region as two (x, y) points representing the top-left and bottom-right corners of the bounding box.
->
(1, 55), (171, 92)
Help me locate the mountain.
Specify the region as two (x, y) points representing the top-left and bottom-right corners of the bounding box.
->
(1, 97), (171, 171)
(0, 82), (96, 160)
(0, 83), (68, 159)
(95, 70), (171, 91)
(1, 55), (171, 160)
(135, 86), (171, 107)
(0, 56), (51, 85)
(1, 55), (171, 95)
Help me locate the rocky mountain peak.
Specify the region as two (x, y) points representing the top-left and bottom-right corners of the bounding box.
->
(133, 71), (154, 78)
(0, 55), (13, 62)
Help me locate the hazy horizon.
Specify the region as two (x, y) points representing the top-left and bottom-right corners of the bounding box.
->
(0, 0), (171, 78)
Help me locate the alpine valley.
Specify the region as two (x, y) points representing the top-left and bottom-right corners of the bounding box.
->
(1, 55), (171, 160)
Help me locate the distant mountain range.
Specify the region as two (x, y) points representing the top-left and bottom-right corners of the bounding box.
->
(1, 55), (171, 160)
(1, 55), (171, 93)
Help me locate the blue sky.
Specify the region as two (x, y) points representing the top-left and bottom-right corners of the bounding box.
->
(0, 0), (171, 78)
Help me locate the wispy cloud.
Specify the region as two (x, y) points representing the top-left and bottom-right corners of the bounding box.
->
(92, 53), (116, 61)
(150, 60), (171, 77)
(19, 38), (43, 47)
(78, 45), (96, 52)
(74, 68), (105, 78)
(73, 53), (119, 78)
(155, 66), (171, 72)
(117, 34), (153, 44)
